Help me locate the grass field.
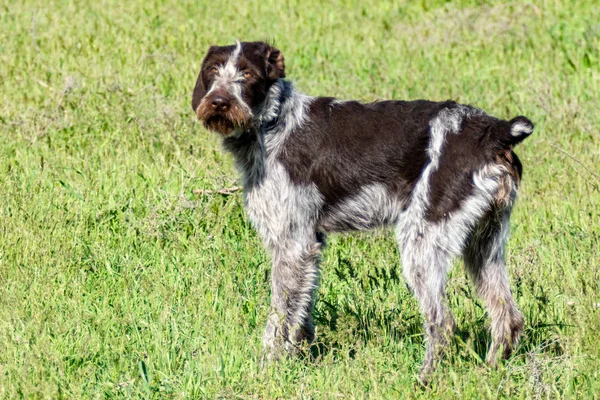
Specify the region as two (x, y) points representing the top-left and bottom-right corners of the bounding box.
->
(1, 0), (599, 398)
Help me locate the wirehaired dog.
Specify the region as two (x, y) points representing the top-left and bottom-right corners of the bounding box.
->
(192, 41), (533, 383)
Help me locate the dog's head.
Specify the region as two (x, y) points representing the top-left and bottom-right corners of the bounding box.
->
(191, 41), (285, 136)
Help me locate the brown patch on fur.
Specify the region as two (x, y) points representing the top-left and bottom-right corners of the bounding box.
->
(266, 48), (285, 79)
(486, 298), (524, 366)
(196, 100), (252, 136)
(494, 150), (521, 207)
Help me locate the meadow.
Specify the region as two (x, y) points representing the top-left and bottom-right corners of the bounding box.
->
(1, 0), (599, 398)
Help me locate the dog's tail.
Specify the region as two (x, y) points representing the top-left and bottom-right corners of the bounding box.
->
(492, 116), (534, 148)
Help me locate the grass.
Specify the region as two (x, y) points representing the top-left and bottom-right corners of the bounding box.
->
(1, 0), (599, 398)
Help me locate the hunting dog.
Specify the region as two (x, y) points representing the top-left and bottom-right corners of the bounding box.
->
(191, 41), (533, 383)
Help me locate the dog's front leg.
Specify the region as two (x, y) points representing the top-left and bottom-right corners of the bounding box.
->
(262, 234), (322, 361)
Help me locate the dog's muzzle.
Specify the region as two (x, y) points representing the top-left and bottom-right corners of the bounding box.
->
(196, 91), (252, 136)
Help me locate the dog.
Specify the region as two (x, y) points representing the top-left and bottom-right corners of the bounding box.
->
(191, 41), (533, 383)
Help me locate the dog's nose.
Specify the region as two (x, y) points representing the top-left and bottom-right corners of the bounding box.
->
(211, 96), (230, 111)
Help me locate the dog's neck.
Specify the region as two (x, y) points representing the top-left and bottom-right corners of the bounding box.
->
(255, 79), (290, 130)
(222, 79), (312, 190)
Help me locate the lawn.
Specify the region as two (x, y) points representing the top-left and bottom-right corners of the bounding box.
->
(1, 0), (599, 398)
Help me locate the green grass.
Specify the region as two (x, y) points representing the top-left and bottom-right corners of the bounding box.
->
(1, 0), (599, 398)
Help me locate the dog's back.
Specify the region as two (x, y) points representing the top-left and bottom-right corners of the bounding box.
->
(275, 96), (532, 232)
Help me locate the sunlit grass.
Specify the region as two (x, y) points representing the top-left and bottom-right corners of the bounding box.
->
(0, 0), (599, 398)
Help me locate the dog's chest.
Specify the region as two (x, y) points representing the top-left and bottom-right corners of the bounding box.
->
(243, 158), (323, 244)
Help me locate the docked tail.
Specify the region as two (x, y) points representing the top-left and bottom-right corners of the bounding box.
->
(493, 116), (534, 148)
(509, 116), (534, 143)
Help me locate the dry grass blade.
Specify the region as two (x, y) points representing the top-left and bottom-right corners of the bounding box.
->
(192, 186), (242, 196)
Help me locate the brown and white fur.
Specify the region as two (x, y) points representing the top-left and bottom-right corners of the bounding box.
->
(192, 41), (533, 384)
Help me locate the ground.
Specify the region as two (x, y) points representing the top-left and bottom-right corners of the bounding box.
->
(1, 0), (599, 398)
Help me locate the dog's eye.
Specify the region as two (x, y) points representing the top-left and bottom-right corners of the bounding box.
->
(210, 66), (219, 74)
(243, 70), (253, 79)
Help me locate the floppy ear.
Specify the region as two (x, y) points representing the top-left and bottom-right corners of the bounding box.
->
(191, 46), (217, 112)
(191, 69), (206, 112)
(266, 46), (285, 80)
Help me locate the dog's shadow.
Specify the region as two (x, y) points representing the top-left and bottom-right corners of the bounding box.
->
(306, 259), (566, 365)
(309, 307), (565, 368)
(309, 254), (425, 361)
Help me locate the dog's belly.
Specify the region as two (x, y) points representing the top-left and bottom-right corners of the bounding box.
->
(317, 183), (406, 232)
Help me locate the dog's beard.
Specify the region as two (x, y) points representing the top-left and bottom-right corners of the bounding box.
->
(196, 101), (252, 136)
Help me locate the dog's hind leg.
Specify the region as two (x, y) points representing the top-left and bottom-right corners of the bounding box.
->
(398, 230), (456, 385)
(262, 231), (323, 360)
(463, 206), (524, 367)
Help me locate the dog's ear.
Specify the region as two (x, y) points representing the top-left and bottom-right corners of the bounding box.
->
(192, 46), (217, 112)
(266, 46), (285, 80)
(191, 70), (205, 112)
